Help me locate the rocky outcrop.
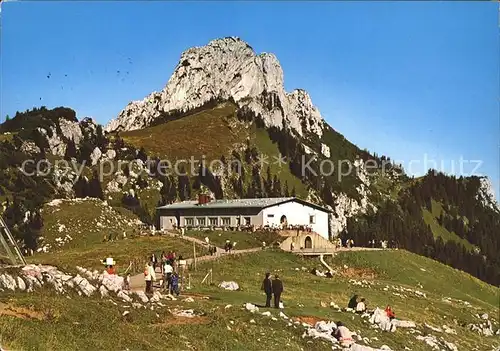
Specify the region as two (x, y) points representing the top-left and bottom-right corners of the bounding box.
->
(329, 159), (375, 236)
(477, 177), (499, 212)
(0, 265), (180, 316)
(106, 37), (324, 137)
(36, 117), (99, 157)
(90, 147), (102, 166)
(38, 126), (66, 157)
(59, 118), (83, 146)
(20, 141), (41, 154)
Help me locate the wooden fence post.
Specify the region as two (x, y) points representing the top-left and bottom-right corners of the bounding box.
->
(193, 241), (197, 271)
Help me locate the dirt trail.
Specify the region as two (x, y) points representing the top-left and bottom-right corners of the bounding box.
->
(129, 233), (261, 292)
(0, 302), (46, 320)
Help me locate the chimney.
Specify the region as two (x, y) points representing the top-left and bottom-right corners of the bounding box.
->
(198, 193), (210, 205)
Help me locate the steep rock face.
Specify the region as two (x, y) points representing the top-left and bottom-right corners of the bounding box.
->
(105, 37), (324, 137)
(477, 177), (499, 212)
(329, 159), (375, 236)
(37, 118), (99, 157)
(59, 118), (83, 146)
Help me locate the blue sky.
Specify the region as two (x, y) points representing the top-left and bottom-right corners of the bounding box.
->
(1, 1), (499, 196)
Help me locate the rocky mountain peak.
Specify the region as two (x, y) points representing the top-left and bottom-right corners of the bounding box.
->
(105, 37), (324, 137)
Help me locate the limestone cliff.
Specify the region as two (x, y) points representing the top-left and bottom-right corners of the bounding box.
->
(105, 37), (324, 137)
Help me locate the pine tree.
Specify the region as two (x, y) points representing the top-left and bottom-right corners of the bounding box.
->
(88, 171), (104, 200)
(272, 175), (281, 197)
(73, 176), (89, 198)
(137, 147), (148, 162)
(64, 140), (78, 161)
(283, 181), (290, 197)
(30, 211), (44, 230)
(264, 166), (272, 197)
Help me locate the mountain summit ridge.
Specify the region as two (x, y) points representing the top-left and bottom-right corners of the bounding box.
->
(105, 37), (324, 137)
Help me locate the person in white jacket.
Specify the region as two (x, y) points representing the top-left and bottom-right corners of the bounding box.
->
(356, 298), (366, 313)
(144, 261), (156, 294)
(333, 322), (354, 347)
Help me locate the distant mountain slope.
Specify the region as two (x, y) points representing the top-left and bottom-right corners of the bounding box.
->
(343, 171), (500, 285)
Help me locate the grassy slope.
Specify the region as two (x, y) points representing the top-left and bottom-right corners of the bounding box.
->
(121, 103), (249, 161)
(40, 199), (140, 251)
(186, 230), (282, 250)
(422, 199), (475, 251)
(0, 288), (321, 351)
(1, 249), (499, 350)
(29, 236), (204, 274)
(188, 250), (499, 351)
(121, 103), (308, 199)
(34, 200), (209, 273)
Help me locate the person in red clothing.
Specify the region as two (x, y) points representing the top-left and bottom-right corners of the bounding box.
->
(385, 305), (395, 320)
(106, 265), (116, 275)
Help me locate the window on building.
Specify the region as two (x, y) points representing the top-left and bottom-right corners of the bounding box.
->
(221, 217), (231, 226)
(309, 215), (316, 224)
(209, 217), (218, 226)
(185, 217), (194, 226)
(267, 214), (274, 218)
(244, 217), (251, 225)
(197, 217), (206, 226)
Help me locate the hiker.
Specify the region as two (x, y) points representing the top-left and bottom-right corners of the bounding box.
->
(290, 242), (295, 251)
(160, 251), (167, 273)
(122, 273), (131, 290)
(144, 261), (156, 295)
(333, 321), (354, 347)
(347, 294), (358, 309)
(170, 272), (180, 296)
(356, 298), (366, 313)
(106, 265), (116, 275)
(150, 253), (158, 270)
(271, 274), (284, 309)
(385, 305), (395, 320)
(261, 272), (273, 307)
(167, 251), (174, 265)
(163, 260), (174, 292)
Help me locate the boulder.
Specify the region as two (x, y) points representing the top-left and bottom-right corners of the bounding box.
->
(134, 291), (149, 303)
(117, 291), (132, 302)
(105, 149), (116, 160)
(16, 277), (26, 291)
(99, 285), (108, 298)
(244, 303), (259, 313)
(0, 274), (16, 291)
(218, 281), (239, 291)
(101, 273), (124, 292)
(90, 147), (102, 166)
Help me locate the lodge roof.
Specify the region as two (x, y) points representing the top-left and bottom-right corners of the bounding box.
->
(156, 197), (332, 213)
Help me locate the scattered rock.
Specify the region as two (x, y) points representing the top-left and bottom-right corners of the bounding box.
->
(218, 281), (239, 291)
(244, 303), (259, 313)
